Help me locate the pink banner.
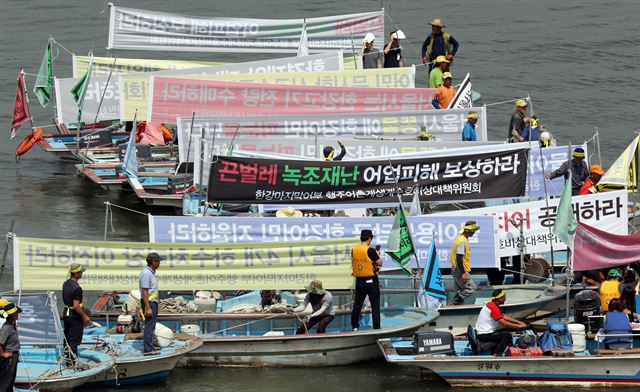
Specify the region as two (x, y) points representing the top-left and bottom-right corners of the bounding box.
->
(148, 78), (436, 123)
(573, 222), (640, 271)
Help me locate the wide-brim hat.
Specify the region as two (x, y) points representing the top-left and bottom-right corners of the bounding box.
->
(276, 207), (303, 218)
(305, 280), (326, 295)
(429, 18), (446, 27)
(362, 33), (376, 44)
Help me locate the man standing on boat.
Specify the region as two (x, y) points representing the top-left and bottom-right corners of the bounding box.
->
(140, 252), (162, 354)
(351, 229), (384, 330)
(461, 112), (478, 141)
(432, 72), (456, 109)
(578, 164), (604, 195)
(291, 280), (335, 334)
(421, 18), (459, 72)
(360, 33), (382, 69)
(323, 141), (346, 161)
(508, 100), (529, 142)
(428, 55), (449, 88)
(0, 301), (21, 392)
(449, 221), (479, 305)
(383, 30), (405, 68)
(544, 147), (589, 195)
(475, 289), (527, 356)
(62, 263), (92, 366)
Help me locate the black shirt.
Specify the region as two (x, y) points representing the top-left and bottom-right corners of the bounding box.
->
(383, 44), (402, 68)
(62, 279), (83, 319)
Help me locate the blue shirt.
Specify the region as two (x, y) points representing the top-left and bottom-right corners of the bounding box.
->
(522, 125), (542, 142)
(462, 122), (476, 141)
(139, 266), (158, 302)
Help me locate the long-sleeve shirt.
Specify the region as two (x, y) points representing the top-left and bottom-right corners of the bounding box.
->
(421, 32), (459, 61)
(548, 159), (589, 195)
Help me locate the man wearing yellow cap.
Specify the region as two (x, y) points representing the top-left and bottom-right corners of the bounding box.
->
(544, 147), (589, 195)
(0, 301), (22, 391)
(462, 112), (478, 141)
(508, 99), (529, 141)
(428, 55), (449, 88)
(421, 18), (459, 71)
(579, 164), (604, 195)
(449, 221), (479, 305)
(62, 263), (92, 365)
(432, 72), (456, 109)
(475, 289), (527, 356)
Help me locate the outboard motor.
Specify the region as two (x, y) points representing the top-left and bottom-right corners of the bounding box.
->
(573, 289), (602, 332)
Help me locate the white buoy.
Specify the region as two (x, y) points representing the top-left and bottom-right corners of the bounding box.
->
(154, 323), (174, 348)
(568, 323), (586, 352)
(180, 324), (201, 336)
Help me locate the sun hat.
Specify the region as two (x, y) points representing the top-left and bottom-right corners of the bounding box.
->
(69, 263), (86, 274)
(515, 99), (527, 108)
(362, 33), (376, 44)
(434, 55), (450, 64)
(590, 164), (604, 175)
(429, 18), (445, 28)
(305, 280), (326, 295)
(276, 207), (303, 218)
(390, 30), (406, 40)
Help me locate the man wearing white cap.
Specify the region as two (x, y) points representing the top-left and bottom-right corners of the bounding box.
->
(360, 33), (382, 69)
(421, 18), (459, 70)
(62, 263), (92, 365)
(383, 30), (405, 68)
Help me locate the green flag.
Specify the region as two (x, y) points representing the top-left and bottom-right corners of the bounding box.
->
(386, 205), (415, 276)
(553, 178), (577, 249)
(70, 56), (93, 105)
(33, 38), (54, 107)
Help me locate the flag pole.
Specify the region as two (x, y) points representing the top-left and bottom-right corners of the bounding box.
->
(539, 139), (556, 282)
(20, 69), (35, 132)
(93, 57), (118, 125)
(566, 142), (572, 322)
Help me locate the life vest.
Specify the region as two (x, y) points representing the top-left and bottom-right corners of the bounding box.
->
(138, 292), (159, 321)
(426, 32), (452, 59)
(448, 234), (470, 272)
(599, 280), (621, 311)
(64, 302), (83, 317)
(15, 128), (43, 157)
(604, 311), (632, 347)
(352, 244), (376, 278)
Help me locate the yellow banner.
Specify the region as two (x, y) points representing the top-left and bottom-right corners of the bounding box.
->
(121, 67), (415, 121)
(13, 236), (356, 291)
(73, 55), (226, 78)
(597, 135), (639, 191)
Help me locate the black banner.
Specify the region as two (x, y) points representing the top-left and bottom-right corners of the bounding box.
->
(208, 148), (529, 204)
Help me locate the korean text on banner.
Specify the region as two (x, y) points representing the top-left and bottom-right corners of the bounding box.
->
(207, 146), (528, 204)
(124, 67), (415, 122)
(13, 237), (355, 291)
(573, 222), (640, 271)
(147, 215), (499, 269)
(439, 190), (628, 258)
(73, 55), (226, 78)
(176, 106), (489, 146)
(148, 78), (437, 123)
(116, 52), (344, 122)
(108, 5), (384, 53)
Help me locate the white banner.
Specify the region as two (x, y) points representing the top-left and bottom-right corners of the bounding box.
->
(448, 73), (472, 109)
(108, 5), (384, 53)
(55, 76), (120, 124)
(438, 190), (629, 257)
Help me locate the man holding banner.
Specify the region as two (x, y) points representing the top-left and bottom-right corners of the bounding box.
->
(449, 221), (479, 305)
(351, 230), (383, 330)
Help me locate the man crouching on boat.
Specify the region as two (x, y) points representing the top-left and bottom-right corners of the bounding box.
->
(475, 289), (527, 356)
(290, 280), (335, 334)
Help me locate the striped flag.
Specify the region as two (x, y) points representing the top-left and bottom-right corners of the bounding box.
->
(422, 241), (446, 300)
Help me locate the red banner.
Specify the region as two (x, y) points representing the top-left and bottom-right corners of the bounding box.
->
(148, 78), (436, 123)
(573, 222), (640, 271)
(11, 70), (32, 139)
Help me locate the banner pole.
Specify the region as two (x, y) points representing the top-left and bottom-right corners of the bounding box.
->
(540, 141), (555, 282)
(182, 111), (196, 175)
(20, 69), (36, 132)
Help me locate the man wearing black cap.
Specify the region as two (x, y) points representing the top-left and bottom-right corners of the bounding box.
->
(62, 263), (92, 365)
(323, 141), (346, 161)
(140, 252), (162, 354)
(351, 229), (384, 330)
(0, 302), (22, 391)
(544, 147), (589, 195)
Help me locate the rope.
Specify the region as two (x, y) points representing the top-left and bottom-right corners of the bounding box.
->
(103, 201), (148, 216)
(499, 266), (551, 283)
(483, 97), (528, 107)
(158, 297), (198, 313)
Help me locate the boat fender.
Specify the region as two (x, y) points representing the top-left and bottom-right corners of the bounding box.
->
(154, 323), (174, 348)
(15, 128), (43, 157)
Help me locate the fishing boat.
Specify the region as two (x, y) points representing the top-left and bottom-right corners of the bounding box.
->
(75, 162), (178, 191)
(80, 332), (203, 386)
(15, 348), (114, 392)
(377, 333), (640, 387)
(1, 292), (115, 391)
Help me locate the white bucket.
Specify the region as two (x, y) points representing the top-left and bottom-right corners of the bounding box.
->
(124, 290), (141, 315)
(195, 290), (212, 299)
(180, 324), (201, 336)
(154, 323), (174, 348)
(568, 323), (586, 352)
(194, 297), (217, 312)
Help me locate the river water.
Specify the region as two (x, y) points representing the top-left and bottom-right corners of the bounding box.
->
(1, 0), (638, 390)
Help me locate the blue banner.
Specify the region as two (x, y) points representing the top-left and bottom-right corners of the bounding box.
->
(149, 214), (498, 269)
(526, 144), (586, 199)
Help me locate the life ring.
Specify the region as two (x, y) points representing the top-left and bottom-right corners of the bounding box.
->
(15, 128), (43, 157)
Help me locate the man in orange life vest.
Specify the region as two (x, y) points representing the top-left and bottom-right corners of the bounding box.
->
(351, 229), (384, 330)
